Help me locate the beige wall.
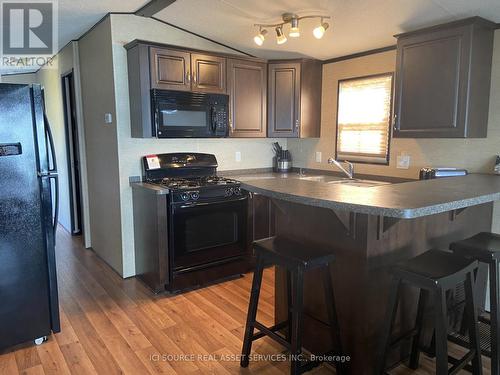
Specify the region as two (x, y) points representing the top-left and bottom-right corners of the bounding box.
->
(288, 29), (500, 231)
(110, 14), (285, 276)
(36, 43), (75, 233)
(79, 17), (124, 274)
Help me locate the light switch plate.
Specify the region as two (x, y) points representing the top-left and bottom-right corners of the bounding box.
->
(397, 153), (410, 169)
(315, 151), (322, 163)
(104, 113), (113, 124)
(235, 151), (241, 162)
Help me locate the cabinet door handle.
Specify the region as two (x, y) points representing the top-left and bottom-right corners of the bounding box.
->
(392, 114), (398, 130)
(295, 119), (300, 131)
(186, 72), (191, 83)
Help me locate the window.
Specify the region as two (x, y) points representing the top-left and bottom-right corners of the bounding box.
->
(336, 73), (393, 164)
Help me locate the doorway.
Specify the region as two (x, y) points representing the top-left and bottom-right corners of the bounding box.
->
(62, 71), (83, 235)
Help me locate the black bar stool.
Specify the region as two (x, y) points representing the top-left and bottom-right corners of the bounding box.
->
(451, 232), (500, 375)
(377, 249), (482, 375)
(240, 236), (344, 375)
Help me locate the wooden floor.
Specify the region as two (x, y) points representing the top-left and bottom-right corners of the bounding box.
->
(0, 228), (492, 374)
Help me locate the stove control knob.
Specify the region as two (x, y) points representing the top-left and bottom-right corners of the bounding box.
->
(225, 188), (233, 197)
(191, 191), (200, 200)
(234, 187), (241, 195)
(180, 192), (190, 201)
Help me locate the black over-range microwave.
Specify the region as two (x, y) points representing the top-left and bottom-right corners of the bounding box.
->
(151, 89), (229, 138)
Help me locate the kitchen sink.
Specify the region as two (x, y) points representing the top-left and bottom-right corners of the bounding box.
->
(298, 175), (345, 183)
(327, 179), (391, 187)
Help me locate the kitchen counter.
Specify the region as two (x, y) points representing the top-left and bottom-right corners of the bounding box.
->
(227, 171), (500, 219)
(222, 170), (497, 374)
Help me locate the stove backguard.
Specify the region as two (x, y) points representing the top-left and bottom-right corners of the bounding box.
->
(143, 153), (218, 182)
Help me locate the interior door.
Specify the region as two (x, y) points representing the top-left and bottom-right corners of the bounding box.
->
(268, 62), (300, 138)
(150, 47), (191, 91)
(62, 72), (82, 235)
(191, 53), (226, 94)
(228, 59), (267, 138)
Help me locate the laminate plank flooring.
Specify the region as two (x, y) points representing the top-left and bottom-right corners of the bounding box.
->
(0, 228), (491, 374)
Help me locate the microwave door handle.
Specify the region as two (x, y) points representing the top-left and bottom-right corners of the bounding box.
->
(210, 106), (217, 133)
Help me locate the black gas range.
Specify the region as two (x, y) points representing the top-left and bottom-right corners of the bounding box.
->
(154, 175), (244, 204)
(135, 153), (251, 293)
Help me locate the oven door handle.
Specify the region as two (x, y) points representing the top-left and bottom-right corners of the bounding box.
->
(173, 196), (248, 210)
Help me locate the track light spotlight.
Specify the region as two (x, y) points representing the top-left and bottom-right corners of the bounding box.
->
(289, 17), (300, 37)
(253, 29), (267, 46)
(313, 21), (329, 39)
(275, 26), (287, 45)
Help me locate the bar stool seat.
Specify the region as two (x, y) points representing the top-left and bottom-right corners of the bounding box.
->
(451, 232), (500, 375)
(451, 232), (500, 261)
(394, 249), (481, 288)
(240, 236), (344, 375)
(253, 236), (337, 269)
(377, 249), (482, 375)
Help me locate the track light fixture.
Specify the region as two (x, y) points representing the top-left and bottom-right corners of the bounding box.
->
(253, 13), (331, 46)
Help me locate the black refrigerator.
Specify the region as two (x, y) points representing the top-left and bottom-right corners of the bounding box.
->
(0, 84), (60, 349)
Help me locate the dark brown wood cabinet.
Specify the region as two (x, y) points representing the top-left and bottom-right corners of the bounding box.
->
(127, 40), (320, 139)
(393, 17), (495, 138)
(249, 193), (275, 242)
(150, 47), (191, 91)
(191, 53), (226, 94)
(150, 48), (226, 94)
(268, 60), (322, 138)
(228, 59), (267, 137)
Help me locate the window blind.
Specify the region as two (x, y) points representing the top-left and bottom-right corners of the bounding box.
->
(336, 73), (393, 164)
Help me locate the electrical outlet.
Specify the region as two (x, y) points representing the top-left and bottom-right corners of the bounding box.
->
(235, 151), (241, 162)
(315, 151), (322, 163)
(397, 153), (410, 169)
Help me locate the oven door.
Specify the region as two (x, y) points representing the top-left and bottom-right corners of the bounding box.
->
(169, 196), (248, 271)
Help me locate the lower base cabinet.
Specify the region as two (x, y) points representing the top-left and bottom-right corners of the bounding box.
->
(249, 193), (275, 243)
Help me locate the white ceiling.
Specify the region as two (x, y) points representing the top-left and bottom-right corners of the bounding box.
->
(156, 0), (500, 60)
(1, 0), (499, 76)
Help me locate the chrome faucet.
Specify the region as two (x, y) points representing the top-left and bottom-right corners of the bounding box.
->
(327, 158), (354, 179)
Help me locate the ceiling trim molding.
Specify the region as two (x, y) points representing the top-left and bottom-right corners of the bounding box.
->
(135, 0), (176, 17)
(322, 45), (397, 64)
(1, 71), (38, 76)
(150, 16), (255, 57)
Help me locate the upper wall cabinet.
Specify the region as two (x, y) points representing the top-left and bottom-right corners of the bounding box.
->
(228, 59), (267, 138)
(150, 47), (226, 94)
(191, 54), (226, 94)
(150, 47), (191, 91)
(268, 60), (322, 138)
(393, 17), (495, 138)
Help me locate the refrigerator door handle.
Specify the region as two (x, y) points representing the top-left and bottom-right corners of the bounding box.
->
(44, 113), (57, 173)
(44, 113), (59, 240)
(49, 173), (59, 240)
